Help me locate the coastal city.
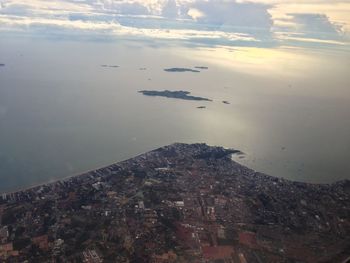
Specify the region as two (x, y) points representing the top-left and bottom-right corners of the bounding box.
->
(0, 143), (349, 262)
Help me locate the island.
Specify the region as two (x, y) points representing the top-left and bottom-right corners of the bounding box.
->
(194, 66), (208, 70)
(164, 68), (200, 73)
(0, 143), (349, 262)
(197, 106), (206, 109)
(138, 90), (212, 101)
(222, 100), (230, 104)
(0, 64), (5, 67)
(101, 65), (119, 68)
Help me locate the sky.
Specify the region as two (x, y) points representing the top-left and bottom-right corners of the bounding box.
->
(0, 0), (349, 49)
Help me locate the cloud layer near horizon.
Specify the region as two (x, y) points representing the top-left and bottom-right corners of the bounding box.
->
(0, 0), (349, 48)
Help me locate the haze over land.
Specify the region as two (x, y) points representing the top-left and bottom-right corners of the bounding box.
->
(0, 0), (350, 192)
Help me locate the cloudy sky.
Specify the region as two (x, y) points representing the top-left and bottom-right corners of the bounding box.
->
(0, 0), (349, 48)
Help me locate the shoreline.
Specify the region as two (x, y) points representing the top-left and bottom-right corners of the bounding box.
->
(1, 146), (161, 195)
(1, 158), (132, 196)
(1, 144), (346, 196)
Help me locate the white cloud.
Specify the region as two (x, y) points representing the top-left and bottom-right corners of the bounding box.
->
(190, 0), (272, 29)
(272, 12), (347, 46)
(0, 0), (349, 48)
(187, 8), (204, 21)
(290, 13), (343, 38)
(162, 0), (178, 18)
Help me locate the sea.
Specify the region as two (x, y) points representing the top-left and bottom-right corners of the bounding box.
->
(0, 36), (350, 192)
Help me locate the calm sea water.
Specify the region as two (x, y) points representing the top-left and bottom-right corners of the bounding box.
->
(0, 37), (349, 192)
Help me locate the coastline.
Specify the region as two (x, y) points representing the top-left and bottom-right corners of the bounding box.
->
(1, 143), (344, 196)
(1, 159), (131, 196)
(1, 145), (163, 195)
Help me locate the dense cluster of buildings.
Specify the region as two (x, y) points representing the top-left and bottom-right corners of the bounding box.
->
(0, 143), (349, 262)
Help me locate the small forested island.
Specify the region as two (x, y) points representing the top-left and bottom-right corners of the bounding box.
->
(164, 68), (200, 73)
(0, 143), (349, 262)
(222, 100), (230, 104)
(139, 90), (212, 101)
(194, 66), (208, 70)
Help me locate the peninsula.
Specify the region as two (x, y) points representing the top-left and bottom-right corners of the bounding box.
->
(138, 90), (212, 101)
(0, 143), (349, 262)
